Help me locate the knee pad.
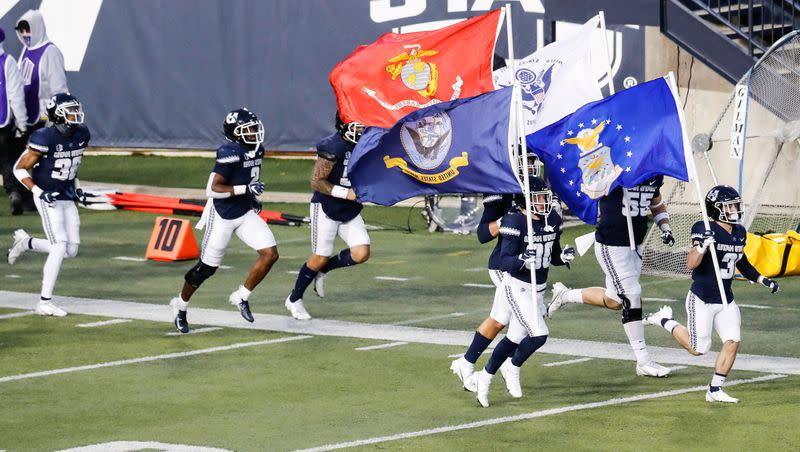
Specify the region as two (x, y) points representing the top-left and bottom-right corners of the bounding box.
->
(184, 261), (217, 288)
(50, 242), (68, 257)
(619, 294), (643, 324)
(65, 243), (79, 258)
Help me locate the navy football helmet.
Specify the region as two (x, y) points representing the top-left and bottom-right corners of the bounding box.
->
(46, 93), (84, 127)
(706, 185), (744, 224)
(517, 147), (541, 180)
(224, 108), (264, 147)
(515, 176), (552, 216)
(335, 111), (364, 144)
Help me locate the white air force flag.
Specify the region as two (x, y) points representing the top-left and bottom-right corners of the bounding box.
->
(493, 16), (603, 134)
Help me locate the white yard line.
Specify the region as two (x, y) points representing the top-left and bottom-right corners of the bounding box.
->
(5, 274), (21, 278)
(0, 335), (311, 384)
(166, 327), (223, 336)
(76, 319), (132, 328)
(463, 283), (495, 289)
(355, 342), (409, 351)
(463, 267), (487, 272)
(294, 374), (786, 452)
(375, 276), (409, 281)
(112, 256), (146, 262)
(542, 357), (593, 367)
(670, 365), (688, 371)
(1, 291), (799, 376)
(391, 312), (477, 326)
(642, 297), (678, 302)
(737, 304), (772, 310)
(0, 311), (36, 319)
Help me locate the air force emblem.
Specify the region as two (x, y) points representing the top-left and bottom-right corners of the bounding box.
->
(565, 121), (623, 199)
(384, 111), (468, 184)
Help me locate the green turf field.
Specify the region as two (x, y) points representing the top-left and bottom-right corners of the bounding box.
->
(1, 192), (798, 451)
(80, 155), (315, 193)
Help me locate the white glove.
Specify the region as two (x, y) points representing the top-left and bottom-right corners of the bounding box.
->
(519, 247), (537, 269)
(560, 246), (575, 268)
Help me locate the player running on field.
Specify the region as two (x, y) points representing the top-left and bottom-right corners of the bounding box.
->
(285, 112), (370, 320)
(469, 177), (573, 408)
(643, 185), (780, 403)
(7, 93), (88, 316)
(547, 176), (676, 377)
(168, 108), (279, 333)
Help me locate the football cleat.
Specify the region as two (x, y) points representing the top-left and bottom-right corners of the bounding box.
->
(476, 369), (494, 408)
(499, 358), (523, 398)
(285, 296), (312, 320)
(313, 272), (327, 298)
(36, 300), (67, 317)
(705, 388), (739, 403)
(636, 361), (672, 377)
(450, 357), (476, 392)
(547, 282), (569, 318)
(170, 297), (189, 333)
(229, 291), (255, 323)
(7, 229), (30, 265)
(643, 305), (673, 326)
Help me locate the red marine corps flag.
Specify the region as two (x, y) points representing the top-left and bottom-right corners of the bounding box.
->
(330, 9), (504, 128)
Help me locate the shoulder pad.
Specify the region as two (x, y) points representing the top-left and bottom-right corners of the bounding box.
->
(27, 128), (51, 153)
(216, 144), (241, 164)
(316, 133), (343, 161)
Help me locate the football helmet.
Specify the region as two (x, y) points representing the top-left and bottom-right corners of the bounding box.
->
(47, 93), (84, 130)
(335, 111), (364, 144)
(515, 176), (552, 216)
(705, 185), (744, 224)
(517, 147), (541, 180)
(224, 108), (264, 148)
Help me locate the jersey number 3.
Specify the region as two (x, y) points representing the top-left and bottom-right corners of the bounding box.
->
(51, 156), (82, 181)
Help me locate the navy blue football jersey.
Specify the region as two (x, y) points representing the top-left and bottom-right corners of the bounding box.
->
(498, 210), (565, 284)
(478, 194), (514, 271)
(595, 176), (663, 246)
(211, 142), (264, 220)
(310, 133), (363, 222)
(690, 221), (748, 304)
(28, 125), (90, 200)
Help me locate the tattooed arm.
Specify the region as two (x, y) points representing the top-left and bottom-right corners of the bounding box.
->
(310, 156), (356, 200)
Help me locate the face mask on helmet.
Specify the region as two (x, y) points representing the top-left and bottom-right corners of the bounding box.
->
(235, 120), (264, 145)
(342, 121), (364, 144)
(56, 101), (84, 125)
(716, 199), (744, 224)
(531, 190), (553, 216)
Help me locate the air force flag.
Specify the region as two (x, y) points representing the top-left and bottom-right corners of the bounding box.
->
(526, 77), (690, 224)
(349, 87), (520, 206)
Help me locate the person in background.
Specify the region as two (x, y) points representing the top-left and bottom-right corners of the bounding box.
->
(0, 27), (28, 215)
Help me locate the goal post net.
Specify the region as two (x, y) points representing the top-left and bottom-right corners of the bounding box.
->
(642, 31), (800, 278)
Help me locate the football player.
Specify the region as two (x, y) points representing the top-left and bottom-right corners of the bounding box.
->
(168, 108), (278, 333)
(547, 176), (675, 377)
(284, 112), (370, 320)
(463, 177), (574, 408)
(450, 152), (548, 392)
(643, 185), (779, 403)
(7, 93), (88, 316)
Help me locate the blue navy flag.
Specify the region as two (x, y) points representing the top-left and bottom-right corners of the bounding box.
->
(526, 77), (689, 224)
(349, 87), (521, 206)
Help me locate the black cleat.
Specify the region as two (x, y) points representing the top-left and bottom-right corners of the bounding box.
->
(238, 300), (255, 323)
(175, 309), (189, 333)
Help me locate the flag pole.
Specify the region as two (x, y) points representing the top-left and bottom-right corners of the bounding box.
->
(506, 5), (541, 319)
(666, 72), (729, 307)
(600, 10), (635, 250)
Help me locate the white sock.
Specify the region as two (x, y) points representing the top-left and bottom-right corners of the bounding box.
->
(41, 243), (66, 299)
(30, 238), (51, 253)
(662, 319), (679, 333)
(623, 320), (652, 364)
(711, 372), (726, 388)
(176, 296), (189, 311)
(565, 289), (584, 304)
(237, 285), (252, 300)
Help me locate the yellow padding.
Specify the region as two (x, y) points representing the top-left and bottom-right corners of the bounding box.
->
(742, 231), (800, 277)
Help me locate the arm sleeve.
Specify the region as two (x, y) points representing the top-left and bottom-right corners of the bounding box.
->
(476, 222), (493, 244)
(736, 253), (761, 282)
(476, 195), (506, 244)
(498, 220), (524, 272)
(4, 57), (27, 130)
(27, 130), (49, 153)
(690, 221), (705, 246)
(41, 46), (68, 97)
(550, 232), (565, 266)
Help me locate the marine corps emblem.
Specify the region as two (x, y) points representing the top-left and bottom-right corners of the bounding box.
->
(386, 45), (439, 98)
